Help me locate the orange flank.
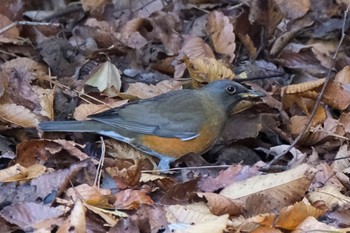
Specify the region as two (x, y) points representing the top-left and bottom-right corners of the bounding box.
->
(139, 124), (220, 158)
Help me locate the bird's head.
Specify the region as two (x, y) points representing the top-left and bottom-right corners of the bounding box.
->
(201, 80), (264, 113)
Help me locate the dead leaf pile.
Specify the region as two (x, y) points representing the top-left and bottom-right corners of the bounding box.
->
(0, 0), (350, 232)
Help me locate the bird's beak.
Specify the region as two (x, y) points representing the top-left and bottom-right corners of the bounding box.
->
(239, 89), (265, 99)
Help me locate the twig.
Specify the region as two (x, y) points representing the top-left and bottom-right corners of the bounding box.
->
(94, 137), (105, 189)
(263, 3), (350, 171)
(234, 72), (285, 82)
(0, 21), (61, 35)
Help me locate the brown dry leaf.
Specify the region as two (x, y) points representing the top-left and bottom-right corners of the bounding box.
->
(274, 201), (325, 230)
(32, 86), (55, 120)
(83, 203), (125, 227)
(289, 115), (308, 135)
(220, 164), (316, 213)
(81, 0), (107, 12)
(180, 37), (215, 59)
(248, 0), (283, 38)
(0, 163), (23, 181)
(84, 18), (120, 48)
(73, 100), (128, 121)
(166, 203), (229, 233)
(323, 80), (350, 110)
(339, 112), (350, 133)
(15, 139), (90, 167)
(196, 192), (242, 216)
(283, 78), (325, 94)
(331, 144), (350, 173)
(119, 18), (148, 50)
(0, 103), (39, 128)
(66, 184), (112, 208)
(174, 37), (215, 79)
(289, 105), (325, 135)
(306, 185), (350, 211)
(275, 0), (311, 20)
(106, 161), (141, 189)
(31, 161), (90, 199)
(0, 14), (20, 43)
(294, 216), (350, 232)
(308, 40), (337, 69)
(223, 112), (278, 143)
(104, 139), (156, 169)
(161, 178), (198, 205)
(85, 61), (122, 97)
(140, 173), (168, 182)
(206, 11), (236, 62)
(121, 80), (182, 99)
(148, 12), (181, 55)
(1, 164), (46, 182)
(57, 199), (87, 233)
(239, 34), (258, 59)
(0, 202), (65, 230)
(251, 226), (282, 233)
(313, 163), (345, 191)
(183, 56), (234, 88)
(335, 66), (350, 84)
(114, 189), (154, 209)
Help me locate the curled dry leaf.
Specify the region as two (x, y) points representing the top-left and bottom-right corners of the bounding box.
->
(174, 37), (215, 79)
(0, 103), (39, 128)
(66, 184), (112, 208)
(274, 201), (325, 230)
(206, 11), (236, 62)
(0, 163), (23, 181)
(180, 37), (215, 59)
(106, 160), (141, 189)
(283, 78), (325, 94)
(306, 185), (350, 211)
(119, 18), (148, 49)
(183, 56), (235, 88)
(1, 164), (46, 182)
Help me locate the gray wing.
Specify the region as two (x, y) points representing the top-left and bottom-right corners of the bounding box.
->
(88, 90), (206, 140)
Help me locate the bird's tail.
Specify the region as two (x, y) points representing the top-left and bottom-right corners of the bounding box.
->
(38, 120), (109, 132)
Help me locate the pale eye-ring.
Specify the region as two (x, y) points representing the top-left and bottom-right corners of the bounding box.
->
(226, 85), (236, 94)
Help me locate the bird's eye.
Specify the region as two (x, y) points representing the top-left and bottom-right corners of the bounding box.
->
(226, 85), (236, 94)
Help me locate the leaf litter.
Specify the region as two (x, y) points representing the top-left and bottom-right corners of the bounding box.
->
(0, 0), (350, 232)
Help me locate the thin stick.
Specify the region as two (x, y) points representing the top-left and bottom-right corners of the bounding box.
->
(94, 137), (106, 188)
(264, 3), (350, 170)
(0, 21), (61, 35)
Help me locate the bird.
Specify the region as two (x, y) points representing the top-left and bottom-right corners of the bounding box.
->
(39, 80), (264, 170)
